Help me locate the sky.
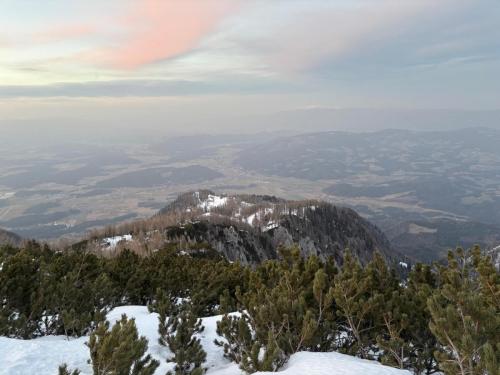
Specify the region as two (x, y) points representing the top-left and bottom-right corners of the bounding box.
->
(1, 0), (499, 137)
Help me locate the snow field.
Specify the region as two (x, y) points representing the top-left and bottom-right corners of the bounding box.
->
(0, 306), (411, 375)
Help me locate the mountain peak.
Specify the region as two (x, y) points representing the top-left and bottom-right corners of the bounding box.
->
(92, 191), (400, 265)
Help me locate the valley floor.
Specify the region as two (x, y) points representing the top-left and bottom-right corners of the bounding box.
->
(0, 306), (410, 375)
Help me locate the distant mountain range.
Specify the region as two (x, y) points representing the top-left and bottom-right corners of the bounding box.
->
(2, 127), (499, 263)
(234, 127), (500, 261)
(385, 218), (500, 261)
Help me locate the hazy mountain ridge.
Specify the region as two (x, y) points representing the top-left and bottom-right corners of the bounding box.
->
(384, 218), (500, 261)
(234, 127), (500, 261)
(0, 227), (21, 246)
(1, 127), (499, 263)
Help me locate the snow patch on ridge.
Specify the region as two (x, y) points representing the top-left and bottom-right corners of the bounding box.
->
(0, 191), (15, 200)
(246, 213), (257, 225)
(263, 221), (279, 232)
(102, 234), (132, 249)
(197, 194), (228, 211)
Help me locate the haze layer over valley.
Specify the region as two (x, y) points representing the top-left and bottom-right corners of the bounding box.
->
(1, 124), (500, 262)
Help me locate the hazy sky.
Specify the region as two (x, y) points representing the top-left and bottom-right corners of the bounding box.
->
(1, 0), (499, 135)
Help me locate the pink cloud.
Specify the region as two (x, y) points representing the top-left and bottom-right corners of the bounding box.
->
(90, 0), (239, 70)
(36, 24), (97, 43)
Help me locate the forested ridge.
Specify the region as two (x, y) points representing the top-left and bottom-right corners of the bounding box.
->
(79, 192), (398, 266)
(0, 241), (498, 375)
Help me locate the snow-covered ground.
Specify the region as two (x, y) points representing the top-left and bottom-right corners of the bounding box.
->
(262, 352), (411, 375)
(0, 306), (411, 375)
(263, 221), (279, 232)
(489, 244), (500, 269)
(0, 191), (15, 200)
(197, 194), (228, 212)
(102, 234), (133, 249)
(191, 192), (326, 236)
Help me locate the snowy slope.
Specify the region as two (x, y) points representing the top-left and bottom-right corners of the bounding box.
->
(102, 234), (133, 249)
(256, 352), (410, 375)
(197, 193), (229, 212)
(0, 306), (410, 375)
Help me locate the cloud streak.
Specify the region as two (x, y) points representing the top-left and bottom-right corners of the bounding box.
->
(1, 0), (498, 109)
(85, 0), (239, 69)
(0, 77), (288, 98)
(217, 0), (461, 73)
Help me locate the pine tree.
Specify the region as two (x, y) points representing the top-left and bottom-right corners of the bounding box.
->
(0, 249), (40, 338)
(215, 312), (253, 366)
(376, 289), (411, 369)
(150, 288), (178, 347)
(58, 364), (81, 375)
(217, 289), (233, 315)
(87, 314), (159, 375)
(30, 251), (113, 338)
(106, 249), (141, 304)
(473, 246), (500, 375)
(215, 247), (336, 373)
(332, 251), (377, 357)
(404, 263), (440, 375)
(215, 311), (285, 373)
(160, 303), (207, 375)
(428, 248), (499, 375)
(473, 246), (500, 311)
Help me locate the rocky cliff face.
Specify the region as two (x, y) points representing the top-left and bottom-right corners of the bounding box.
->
(157, 191), (396, 265)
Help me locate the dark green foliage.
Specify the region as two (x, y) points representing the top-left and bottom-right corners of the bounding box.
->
(139, 246), (247, 316)
(332, 251), (386, 357)
(428, 247), (499, 375)
(376, 291), (411, 369)
(215, 247), (336, 372)
(399, 263), (440, 374)
(159, 302), (207, 375)
(58, 364), (81, 375)
(35, 251), (113, 337)
(105, 249), (145, 305)
(0, 247), (113, 338)
(0, 243), (92, 337)
(0, 242), (243, 339)
(1, 240), (498, 375)
(87, 314), (159, 375)
(334, 252), (440, 373)
(215, 312), (285, 372)
(217, 289), (235, 315)
(0, 249), (40, 338)
(189, 261), (247, 317)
